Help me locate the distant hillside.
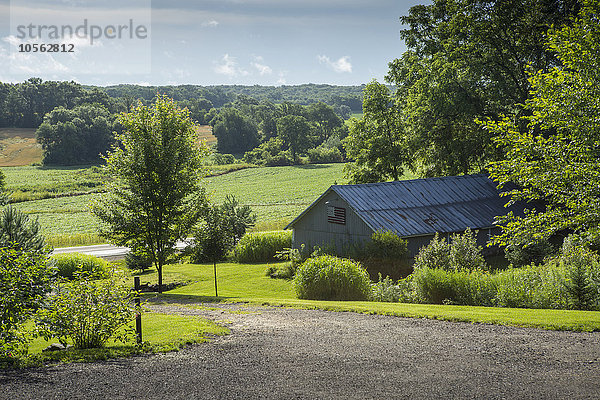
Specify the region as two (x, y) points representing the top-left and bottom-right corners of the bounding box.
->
(97, 83), (365, 111)
(0, 128), (42, 167)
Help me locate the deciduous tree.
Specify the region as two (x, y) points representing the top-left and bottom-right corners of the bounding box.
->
(484, 0), (600, 248)
(93, 95), (210, 293)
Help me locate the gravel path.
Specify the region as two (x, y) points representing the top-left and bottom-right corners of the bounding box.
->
(1, 302), (599, 399)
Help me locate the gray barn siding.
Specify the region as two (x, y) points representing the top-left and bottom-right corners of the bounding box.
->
(292, 191), (373, 254)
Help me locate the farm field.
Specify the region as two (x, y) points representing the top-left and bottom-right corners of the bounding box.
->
(0, 128), (43, 167)
(6, 163), (351, 238)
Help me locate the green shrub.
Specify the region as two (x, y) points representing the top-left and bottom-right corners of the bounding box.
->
(293, 255), (371, 300)
(411, 267), (496, 306)
(125, 250), (153, 272)
(449, 228), (486, 270)
(307, 147), (343, 164)
(36, 269), (135, 349)
(505, 236), (555, 267)
(371, 273), (404, 303)
(414, 233), (450, 270)
(232, 230), (292, 263)
(414, 229), (487, 272)
(365, 230), (408, 259)
(0, 205), (46, 252)
(0, 248), (54, 363)
(51, 253), (109, 280)
(560, 243), (600, 310)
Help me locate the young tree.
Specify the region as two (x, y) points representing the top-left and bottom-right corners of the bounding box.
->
(484, 0), (600, 248)
(93, 95), (210, 293)
(343, 80), (406, 183)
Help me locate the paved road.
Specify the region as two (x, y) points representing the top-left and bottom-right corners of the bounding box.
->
(52, 241), (189, 260)
(1, 303), (599, 399)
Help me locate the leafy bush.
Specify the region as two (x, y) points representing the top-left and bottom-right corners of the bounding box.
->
(51, 253), (109, 280)
(414, 229), (487, 271)
(505, 236), (555, 267)
(413, 233), (450, 270)
(411, 267), (497, 306)
(232, 230), (292, 263)
(363, 230), (407, 259)
(293, 255), (371, 300)
(36, 269), (136, 349)
(0, 248), (54, 362)
(208, 153), (236, 165)
(307, 147), (343, 164)
(125, 250), (153, 272)
(371, 274), (404, 303)
(449, 228), (486, 270)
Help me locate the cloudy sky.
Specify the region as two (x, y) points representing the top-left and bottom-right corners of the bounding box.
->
(0, 0), (425, 86)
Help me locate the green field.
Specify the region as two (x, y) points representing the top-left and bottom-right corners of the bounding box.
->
(7, 163), (349, 238)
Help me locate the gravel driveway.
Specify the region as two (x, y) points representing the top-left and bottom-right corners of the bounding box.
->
(1, 302), (599, 399)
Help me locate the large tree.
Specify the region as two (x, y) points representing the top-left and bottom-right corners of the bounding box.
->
(343, 80), (406, 183)
(36, 104), (114, 165)
(212, 107), (259, 154)
(485, 0), (600, 248)
(387, 0), (580, 177)
(93, 95), (209, 292)
(276, 114), (311, 160)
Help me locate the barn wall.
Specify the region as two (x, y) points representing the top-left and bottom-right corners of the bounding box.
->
(290, 191), (373, 255)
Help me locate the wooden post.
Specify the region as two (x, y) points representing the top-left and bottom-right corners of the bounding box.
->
(134, 276), (142, 344)
(213, 261), (218, 297)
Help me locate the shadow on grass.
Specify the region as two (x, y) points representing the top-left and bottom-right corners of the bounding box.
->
(142, 293), (241, 305)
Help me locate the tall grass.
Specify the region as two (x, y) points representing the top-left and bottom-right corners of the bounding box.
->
(231, 230), (292, 263)
(47, 233), (106, 247)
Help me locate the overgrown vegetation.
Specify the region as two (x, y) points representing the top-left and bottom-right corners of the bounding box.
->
(293, 255), (371, 301)
(51, 253), (109, 280)
(231, 230), (292, 263)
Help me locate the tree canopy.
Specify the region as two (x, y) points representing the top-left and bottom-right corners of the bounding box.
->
(36, 104), (115, 165)
(484, 0), (600, 248)
(386, 0), (580, 177)
(343, 81), (406, 183)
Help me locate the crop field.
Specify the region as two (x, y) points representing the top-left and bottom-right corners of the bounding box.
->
(5, 163), (350, 238)
(203, 163), (348, 221)
(0, 128), (43, 166)
(4, 165), (108, 201)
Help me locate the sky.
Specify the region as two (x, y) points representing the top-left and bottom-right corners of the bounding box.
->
(0, 0), (426, 86)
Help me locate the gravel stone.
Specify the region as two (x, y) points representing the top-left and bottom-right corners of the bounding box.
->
(1, 302), (599, 399)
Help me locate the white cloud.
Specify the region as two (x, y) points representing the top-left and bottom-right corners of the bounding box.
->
(251, 56), (272, 75)
(201, 19), (219, 27)
(317, 55), (352, 73)
(276, 71), (287, 85)
(213, 53), (248, 77)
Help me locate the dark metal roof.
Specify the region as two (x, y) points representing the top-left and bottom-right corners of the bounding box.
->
(287, 174), (519, 237)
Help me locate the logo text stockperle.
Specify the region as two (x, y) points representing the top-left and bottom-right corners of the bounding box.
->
(15, 19), (148, 44)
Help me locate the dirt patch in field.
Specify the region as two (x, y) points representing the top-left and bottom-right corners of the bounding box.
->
(0, 128), (43, 166)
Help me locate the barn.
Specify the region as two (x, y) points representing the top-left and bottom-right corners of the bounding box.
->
(285, 174), (520, 257)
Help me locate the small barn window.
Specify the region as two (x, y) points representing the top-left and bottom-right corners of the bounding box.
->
(327, 205), (346, 225)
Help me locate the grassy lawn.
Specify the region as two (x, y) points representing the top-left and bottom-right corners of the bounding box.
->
(137, 261), (600, 332)
(12, 312), (229, 368)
